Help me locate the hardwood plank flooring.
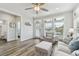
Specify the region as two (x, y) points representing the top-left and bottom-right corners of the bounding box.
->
(0, 39), (36, 56)
(20, 46), (35, 56)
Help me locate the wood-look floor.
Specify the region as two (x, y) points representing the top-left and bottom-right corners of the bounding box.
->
(0, 39), (55, 56)
(0, 39), (36, 56)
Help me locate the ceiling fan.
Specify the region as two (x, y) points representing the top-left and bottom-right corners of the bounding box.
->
(25, 3), (48, 14)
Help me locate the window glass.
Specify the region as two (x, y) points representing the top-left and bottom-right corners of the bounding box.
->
(54, 17), (64, 36)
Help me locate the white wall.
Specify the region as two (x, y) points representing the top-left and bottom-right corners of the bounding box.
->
(73, 5), (79, 38)
(21, 15), (33, 41)
(62, 12), (73, 38)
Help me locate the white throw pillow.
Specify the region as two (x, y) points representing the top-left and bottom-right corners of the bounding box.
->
(58, 44), (71, 54)
(54, 51), (71, 56)
(58, 41), (68, 47)
(72, 50), (79, 56)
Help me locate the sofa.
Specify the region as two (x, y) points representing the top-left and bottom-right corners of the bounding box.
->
(52, 36), (79, 56)
(34, 36), (79, 56)
(52, 41), (71, 56)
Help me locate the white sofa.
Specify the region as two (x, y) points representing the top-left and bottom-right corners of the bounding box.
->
(52, 41), (72, 56)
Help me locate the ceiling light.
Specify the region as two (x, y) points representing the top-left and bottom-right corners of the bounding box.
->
(56, 8), (59, 10)
(33, 6), (40, 11)
(0, 21), (3, 24)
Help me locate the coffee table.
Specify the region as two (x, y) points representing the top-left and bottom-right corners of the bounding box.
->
(35, 41), (52, 56)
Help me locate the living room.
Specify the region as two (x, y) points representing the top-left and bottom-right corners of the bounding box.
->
(0, 2), (79, 56)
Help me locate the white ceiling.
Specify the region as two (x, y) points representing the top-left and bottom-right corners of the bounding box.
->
(0, 3), (78, 18)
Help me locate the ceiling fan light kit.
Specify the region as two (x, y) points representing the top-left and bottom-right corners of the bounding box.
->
(25, 3), (48, 14)
(33, 6), (40, 11)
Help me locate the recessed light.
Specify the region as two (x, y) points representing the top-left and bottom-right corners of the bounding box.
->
(0, 21), (3, 24)
(56, 8), (59, 10)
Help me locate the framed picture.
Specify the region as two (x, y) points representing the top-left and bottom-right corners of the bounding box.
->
(25, 22), (31, 26)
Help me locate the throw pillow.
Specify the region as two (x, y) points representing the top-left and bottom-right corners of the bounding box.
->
(69, 39), (79, 52)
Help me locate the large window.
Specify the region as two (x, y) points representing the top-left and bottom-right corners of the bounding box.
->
(54, 17), (64, 37)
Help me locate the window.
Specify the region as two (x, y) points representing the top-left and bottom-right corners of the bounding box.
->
(54, 17), (64, 36)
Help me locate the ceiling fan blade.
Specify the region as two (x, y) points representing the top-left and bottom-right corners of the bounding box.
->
(25, 7), (32, 10)
(41, 8), (48, 12)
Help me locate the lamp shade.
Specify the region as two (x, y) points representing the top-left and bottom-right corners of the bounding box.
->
(68, 28), (74, 33)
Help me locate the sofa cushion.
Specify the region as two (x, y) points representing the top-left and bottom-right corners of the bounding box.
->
(52, 41), (71, 56)
(58, 44), (71, 54)
(58, 41), (68, 47)
(54, 51), (71, 56)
